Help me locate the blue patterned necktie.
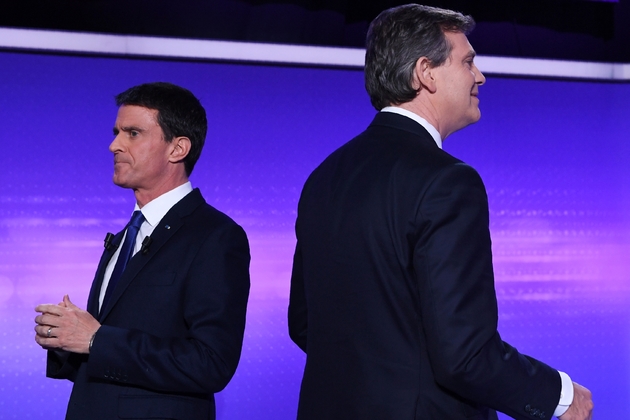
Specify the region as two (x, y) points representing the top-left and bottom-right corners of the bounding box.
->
(102, 210), (145, 310)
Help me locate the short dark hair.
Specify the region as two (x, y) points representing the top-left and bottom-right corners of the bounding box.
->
(365, 4), (475, 111)
(115, 82), (207, 176)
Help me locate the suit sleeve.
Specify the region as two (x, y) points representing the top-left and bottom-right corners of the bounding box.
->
(86, 222), (250, 394)
(288, 241), (308, 352)
(46, 350), (83, 382)
(414, 162), (561, 420)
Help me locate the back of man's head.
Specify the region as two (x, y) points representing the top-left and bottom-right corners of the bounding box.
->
(115, 82), (207, 176)
(365, 4), (475, 111)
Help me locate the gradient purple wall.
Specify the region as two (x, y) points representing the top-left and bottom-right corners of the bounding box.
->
(0, 50), (628, 419)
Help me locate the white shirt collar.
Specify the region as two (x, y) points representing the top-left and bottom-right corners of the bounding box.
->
(133, 181), (193, 227)
(381, 106), (443, 149)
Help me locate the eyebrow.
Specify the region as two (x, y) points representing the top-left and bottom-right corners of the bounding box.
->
(463, 50), (476, 61)
(113, 126), (144, 135)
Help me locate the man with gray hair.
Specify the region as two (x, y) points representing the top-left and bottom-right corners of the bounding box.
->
(289, 4), (593, 420)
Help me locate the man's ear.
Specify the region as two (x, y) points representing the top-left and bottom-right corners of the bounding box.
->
(413, 57), (437, 94)
(169, 136), (191, 164)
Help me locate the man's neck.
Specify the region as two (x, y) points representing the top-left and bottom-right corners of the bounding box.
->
(133, 174), (190, 208)
(397, 102), (440, 133)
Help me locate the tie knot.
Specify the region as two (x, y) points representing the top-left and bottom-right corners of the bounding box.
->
(129, 211), (145, 229)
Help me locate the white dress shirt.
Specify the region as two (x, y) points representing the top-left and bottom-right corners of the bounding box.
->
(98, 182), (194, 309)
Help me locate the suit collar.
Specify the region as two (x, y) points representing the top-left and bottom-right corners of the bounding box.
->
(95, 188), (205, 321)
(380, 107), (442, 148)
(135, 181), (193, 228)
(369, 111), (440, 149)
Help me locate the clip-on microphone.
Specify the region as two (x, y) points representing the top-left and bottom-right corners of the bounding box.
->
(104, 232), (118, 251)
(141, 236), (153, 255)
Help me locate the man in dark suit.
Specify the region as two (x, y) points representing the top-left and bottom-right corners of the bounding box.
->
(288, 5), (593, 420)
(34, 82), (250, 420)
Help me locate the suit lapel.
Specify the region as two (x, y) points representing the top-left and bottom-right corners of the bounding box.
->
(97, 189), (205, 321)
(87, 231), (124, 317)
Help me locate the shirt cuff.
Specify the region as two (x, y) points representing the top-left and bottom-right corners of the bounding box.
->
(553, 371), (574, 418)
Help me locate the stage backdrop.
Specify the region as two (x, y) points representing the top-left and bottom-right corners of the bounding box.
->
(0, 50), (628, 419)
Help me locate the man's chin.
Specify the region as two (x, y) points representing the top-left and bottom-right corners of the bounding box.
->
(112, 177), (130, 189)
(470, 107), (482, 123)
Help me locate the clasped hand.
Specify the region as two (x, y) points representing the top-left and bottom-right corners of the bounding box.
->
(34, 295), (101, 354)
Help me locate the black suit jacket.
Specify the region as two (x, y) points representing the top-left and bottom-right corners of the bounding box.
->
(47, 188), (250, 420)
(289, 112), (561, 420)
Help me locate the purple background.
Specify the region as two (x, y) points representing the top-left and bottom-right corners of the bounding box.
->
(0, 50), (628, 419)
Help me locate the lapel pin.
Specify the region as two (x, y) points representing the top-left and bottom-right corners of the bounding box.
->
(165, 225), (171, 230)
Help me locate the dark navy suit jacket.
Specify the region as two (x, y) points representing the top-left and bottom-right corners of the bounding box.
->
(47, 188), (250, 420)
(289, 112), (561, 420)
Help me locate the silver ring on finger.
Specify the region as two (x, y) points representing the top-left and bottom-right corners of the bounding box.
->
(47, 327), (53, 338)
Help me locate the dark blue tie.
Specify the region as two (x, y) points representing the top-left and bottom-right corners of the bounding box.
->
(102, 210), (145, 310)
